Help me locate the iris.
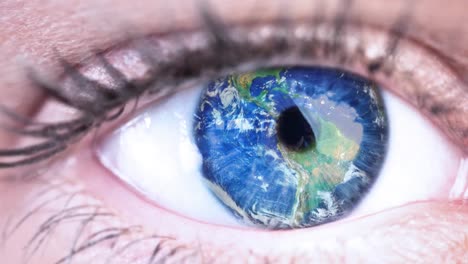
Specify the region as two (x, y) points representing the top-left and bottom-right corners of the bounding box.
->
(194, 66), (388, 229)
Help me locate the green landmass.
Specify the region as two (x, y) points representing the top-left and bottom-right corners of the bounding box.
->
(229, 68), (287, 114)
(281, 116), (359, 215)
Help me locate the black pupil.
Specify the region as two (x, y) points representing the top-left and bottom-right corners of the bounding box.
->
(276, 106), (316, 151)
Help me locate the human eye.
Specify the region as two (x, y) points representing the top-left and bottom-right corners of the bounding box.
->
(0, 0), (467, 263)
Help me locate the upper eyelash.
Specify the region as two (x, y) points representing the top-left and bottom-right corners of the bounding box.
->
(0, 6), (409, 170)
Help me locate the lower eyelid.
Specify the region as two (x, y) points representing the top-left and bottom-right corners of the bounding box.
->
(2, 153), (466, 263)
(48, 147), (468, 262)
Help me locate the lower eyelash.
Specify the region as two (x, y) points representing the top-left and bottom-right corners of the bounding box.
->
(1, 177), (192, 263)
(3, 177), (274, 263)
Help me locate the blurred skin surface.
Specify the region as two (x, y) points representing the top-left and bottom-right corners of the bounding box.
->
(0, 0), (467, 263)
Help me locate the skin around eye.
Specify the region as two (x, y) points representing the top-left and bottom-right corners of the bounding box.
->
(0, 0), (467, 263)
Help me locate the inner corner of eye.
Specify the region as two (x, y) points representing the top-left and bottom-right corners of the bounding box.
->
(97, 64), (457, 230)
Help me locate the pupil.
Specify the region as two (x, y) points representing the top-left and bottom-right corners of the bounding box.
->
(277, 106), (315, 151)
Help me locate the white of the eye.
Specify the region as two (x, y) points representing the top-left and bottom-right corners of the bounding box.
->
(98, 86), (241, 226)
(354, 91), (462, 216)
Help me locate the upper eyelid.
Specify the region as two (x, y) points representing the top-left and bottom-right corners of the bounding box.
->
(0, 6), (467, 170)
(80, 19), (467, 139)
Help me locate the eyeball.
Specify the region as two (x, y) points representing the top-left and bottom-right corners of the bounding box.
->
(97, 66), (461, 229)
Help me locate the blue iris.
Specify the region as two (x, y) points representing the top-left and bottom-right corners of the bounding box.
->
(193, 66), (388, 229)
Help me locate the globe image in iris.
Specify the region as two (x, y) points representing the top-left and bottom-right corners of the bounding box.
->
(193, 66), (388, 229)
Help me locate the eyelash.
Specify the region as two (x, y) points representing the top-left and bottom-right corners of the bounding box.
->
(0, 8), (411, 169)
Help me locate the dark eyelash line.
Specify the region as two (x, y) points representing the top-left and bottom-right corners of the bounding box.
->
(0, 3), (409, 171)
